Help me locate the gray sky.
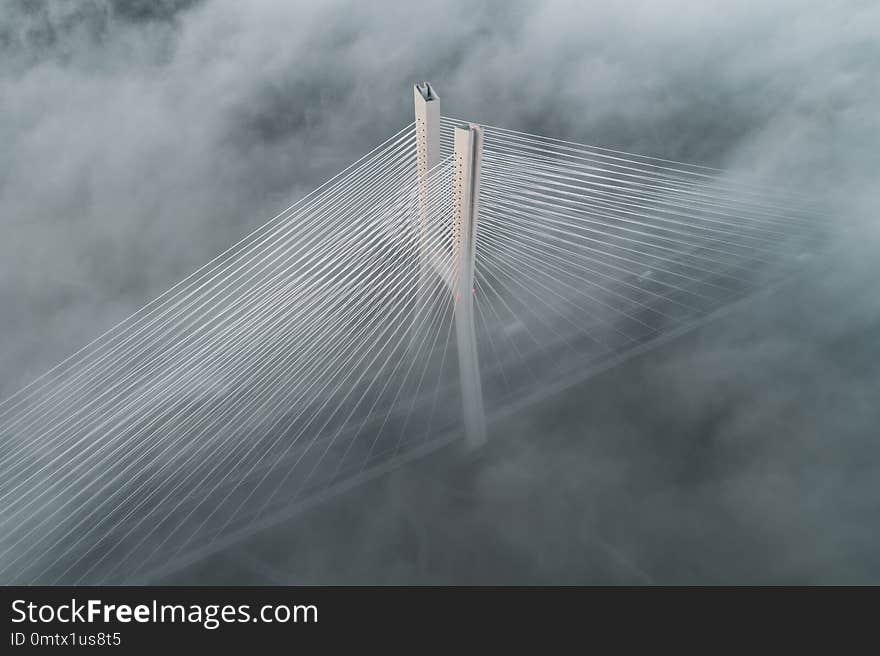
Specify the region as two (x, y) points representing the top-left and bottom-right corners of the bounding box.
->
(2, 0), (879, 583)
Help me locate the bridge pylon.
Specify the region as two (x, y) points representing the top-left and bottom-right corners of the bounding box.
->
(413, 82), (444, 296)
(413, 83), (487, 448)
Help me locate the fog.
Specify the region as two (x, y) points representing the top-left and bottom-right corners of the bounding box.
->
(1, 0), (879, 583)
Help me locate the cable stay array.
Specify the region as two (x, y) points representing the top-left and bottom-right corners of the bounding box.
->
(0, 108), (825, 584)
(443, 118), (825, 407)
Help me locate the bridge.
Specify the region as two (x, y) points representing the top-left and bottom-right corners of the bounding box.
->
(0, 83), (824, 584)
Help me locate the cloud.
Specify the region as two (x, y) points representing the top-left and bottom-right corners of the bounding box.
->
(1, 0), (878, 582)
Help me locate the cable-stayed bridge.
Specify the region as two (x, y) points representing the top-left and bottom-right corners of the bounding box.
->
(0, 83), (825, 584)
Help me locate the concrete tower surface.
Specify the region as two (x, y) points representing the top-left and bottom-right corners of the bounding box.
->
(413, 83), (487, 448)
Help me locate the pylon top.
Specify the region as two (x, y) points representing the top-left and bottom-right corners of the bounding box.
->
(415, 81), (438, 102)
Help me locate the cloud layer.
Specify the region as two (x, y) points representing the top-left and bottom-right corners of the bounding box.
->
(2, 0), (879, 582)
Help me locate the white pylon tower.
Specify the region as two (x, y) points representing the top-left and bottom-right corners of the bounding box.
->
(413, 83), (445, 298)
(413, 82), (487, 448)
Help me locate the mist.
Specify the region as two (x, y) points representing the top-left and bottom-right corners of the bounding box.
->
(1, 0), (879, 583)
